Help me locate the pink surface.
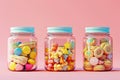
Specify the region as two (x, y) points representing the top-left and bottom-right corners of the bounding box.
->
(0, 0), (120, 80)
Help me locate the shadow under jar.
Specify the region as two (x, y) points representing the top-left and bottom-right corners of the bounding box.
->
(8, 27), (37, 71)
(83, 27), (113, 71)
(45, 27), (75, 71)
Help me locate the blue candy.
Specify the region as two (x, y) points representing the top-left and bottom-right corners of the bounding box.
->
(70, 41), (75, 48)
(63, 54), (68, 60)
(14, 48), (22, 56)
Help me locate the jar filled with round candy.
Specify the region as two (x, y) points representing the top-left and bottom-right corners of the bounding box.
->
(45, 27), (75, 71)
(83, 27), (113, 71)
(8, 27), (37, 71)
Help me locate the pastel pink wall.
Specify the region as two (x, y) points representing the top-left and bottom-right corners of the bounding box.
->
(0, 0), (120, 80)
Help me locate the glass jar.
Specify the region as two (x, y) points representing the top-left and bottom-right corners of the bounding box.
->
(8, 27), (37, 71)
(45, 27), (75, 71)
(83, 27), (113, 71)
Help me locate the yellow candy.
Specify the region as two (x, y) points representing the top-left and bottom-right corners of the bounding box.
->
(9, 62), (16, 70)
(56, 64), (62, 70)
(30, 51), (37, 59)
(62, 49), (68, 54)
(22, 46), (31, 54)
(45, 48), (48, 53)
(45, 56), (48, 60)
(21, 53), (28, 57)
(64, 42), (71, 49)
(67, 65), (74, 70)
(28, 59), (36, 65)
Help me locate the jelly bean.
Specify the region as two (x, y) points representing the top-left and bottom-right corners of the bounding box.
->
(29, 51), (37, 59)
(14, 48), (22, 56)
(22, 46), (31, 54)
(28, 59), (36, 65)
(25, 64), (33, 70)
(9, 62), (16, 71)
(15, 64), (24, 71)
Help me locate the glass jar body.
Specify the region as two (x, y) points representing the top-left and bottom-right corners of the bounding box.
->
(83, 33), (113, 71)
(8, 33), (37, 71)
(45, 33), (75, 71)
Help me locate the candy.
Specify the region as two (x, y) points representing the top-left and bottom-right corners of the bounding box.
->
(22, 46), (31, 54)
(10, 55), (28, 65)
(93, 65), (105, 71)
(103, 44), (112, 54)
(29, 51), (37, 59)
(14, 48), (22, 56)
(107, 54), (112, 60)
(45, 41), (75, 71)
(89, 57), (99, 65)
(64, 42), (71, 49)
(19, 41), (37, 48)
(104, 59), (112, 69)
(70, 40), (75, 48)
(100, 38), (109, 43)
(9, 62), (16, 71)
(15, 64), (24, 71)
(28, 59), (36, 65)
(84, 61), (93, 71)
(94, 47), (103, 58)
(87, 38), (96, 46)
(84, 50), (93, 60)
(25, 64), (33, 70)
(83, 37), (112, 71)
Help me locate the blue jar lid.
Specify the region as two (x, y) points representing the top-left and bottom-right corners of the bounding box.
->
(47, 27), (72, 34)
(11, 26), (35, 33)
(85, 27), (110, 33)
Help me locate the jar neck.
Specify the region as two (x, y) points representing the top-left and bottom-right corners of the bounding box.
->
(48, 33), (72, 36)
(86, 32), (110, 36)
(11, 32), (34, 36)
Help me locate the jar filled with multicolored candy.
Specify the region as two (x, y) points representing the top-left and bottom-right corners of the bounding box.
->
(83, 27), (113, 71)
(45, 27), (75, 71)
(8, 27), (37, 71)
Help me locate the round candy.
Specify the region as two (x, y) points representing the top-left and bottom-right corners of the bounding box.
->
(87, 38), (96, 46)
(89, 57), (99, 65)
(54, 58), (60, 63)
(84, 50), (93, 60)
(30, 51), (37, 59)
(103, 44), (112, 54)
(15, 64), (24, 71)
(22, 46), (31, 54)
(94, 47), (103, 58)
(28, 59), (36, 65)
(9, 62), (16, 71)
(14, 48), (22, 56)
(25, 64), (33, 70)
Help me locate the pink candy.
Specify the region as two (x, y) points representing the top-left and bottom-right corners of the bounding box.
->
(25, 64), (33, 70)
(15, 64), (24, 71)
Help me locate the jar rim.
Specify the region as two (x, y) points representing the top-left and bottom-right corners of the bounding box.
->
(85, 27), (110, 33)
(47, 27), (72, 34)
(10, 26), (35, 33)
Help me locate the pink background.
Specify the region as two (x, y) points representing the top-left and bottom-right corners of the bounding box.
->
(0, 0), (120, 80)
